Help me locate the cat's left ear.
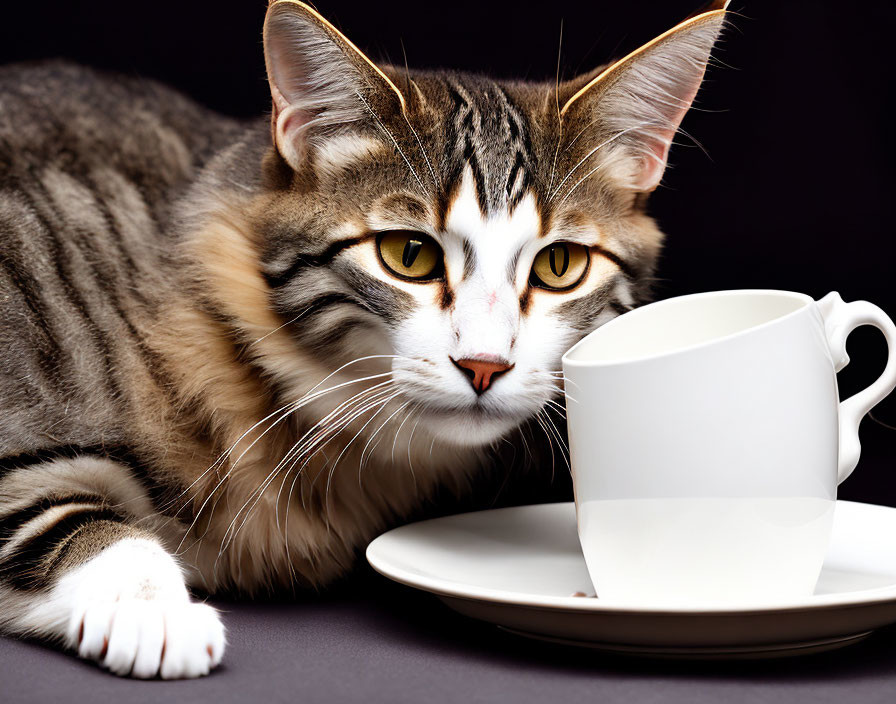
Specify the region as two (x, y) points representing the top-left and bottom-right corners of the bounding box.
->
(263, 0), (407, 171)
(559, 1), (729, 191)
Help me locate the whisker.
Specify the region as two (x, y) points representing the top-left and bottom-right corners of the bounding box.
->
(547, 18), (564, 195)
(544, 398), (567, 418)
(551, 123), (652, 202)
(540, 408), (571, 471)
(405, 413), (422, 497)
(355, 90), (431, 197)
(533, 413), (557, 484)
(391, 406), (415, 465)
(517, 422), (534, 469)
(284, 384), (400, 497)
(324, 391), (403, 510)
(397, 44), (439, 192)
(272, 380), (395, 477)
(264, 385), (399, 534)
(249, 311), (306, 347)
(174, 373), (397, 554)
(168, 354), (407, 515)
(270, 386), (396, 531)
(220, 385), (399, 557)
(358, 400), (411, 490)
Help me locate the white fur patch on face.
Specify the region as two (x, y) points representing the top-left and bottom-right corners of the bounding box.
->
(358, 167), (630, 447)
(443, 167), (539, 358)
(444, 166), (541, 288)
(313, 135), (385, 180)
(387, 168), (552, 442)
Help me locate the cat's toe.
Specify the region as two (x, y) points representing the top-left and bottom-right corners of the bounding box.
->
(76, 601), (115, 661)
(103, 601), (143, 676)
(159, 602), (225, 680)
(130, 602), (165, 679)
(69, 599), (224, 679)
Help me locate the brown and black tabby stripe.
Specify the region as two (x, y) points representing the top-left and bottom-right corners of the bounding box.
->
(0, 62), (248, 597)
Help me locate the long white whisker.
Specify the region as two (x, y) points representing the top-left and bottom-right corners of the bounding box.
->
(406, 413), (422, 497)
(550, 123), (651, 202)
(358, 400), (411, 490)
(271, 386), (395, 531)
(547, 18), (564, 195)
(323, 391), (403, 515)
(517, 423), (534, 469)
(275, 381), (391, 467)
(391, 406), (415, 465)
(268, 384), (398, 538)
(534, 413), (557, 484)
(295, 389), (401, 532)
(168, 355), (405, 516)
(174, 373), (397, 554)
(249, 311), (305, 347)
(544, 398), (568, 417)
(540, 408), (571, 471)
(219, 386), (397, 558)
(356, 90), (431, 196)
(281, 384), (399, 501)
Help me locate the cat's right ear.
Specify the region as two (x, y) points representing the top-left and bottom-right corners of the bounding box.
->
(556, 1), (728, 192)
(263, 1), (406, 171)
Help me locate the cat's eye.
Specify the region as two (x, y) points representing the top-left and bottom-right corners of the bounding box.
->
(530, 242), (590, 291)
(376, 231), (443, 281)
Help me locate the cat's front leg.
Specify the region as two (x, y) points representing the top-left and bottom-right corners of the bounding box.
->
(0, 456), (225, 678)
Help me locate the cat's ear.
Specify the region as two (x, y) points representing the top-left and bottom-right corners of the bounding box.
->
(263, 0), (407, 170)
(559, 1), (728, 191)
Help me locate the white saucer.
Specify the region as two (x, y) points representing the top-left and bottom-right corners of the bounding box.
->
(366, 500), (896, 658)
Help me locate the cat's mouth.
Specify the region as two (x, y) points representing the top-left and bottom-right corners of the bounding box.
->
(412, 397), (539, 446)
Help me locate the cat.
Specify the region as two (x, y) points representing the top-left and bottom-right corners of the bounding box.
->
(0, 0), (727, 679)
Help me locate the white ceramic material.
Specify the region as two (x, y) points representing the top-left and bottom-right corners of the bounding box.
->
(366, 501), (896, 658)
(561, 290), (896, 606)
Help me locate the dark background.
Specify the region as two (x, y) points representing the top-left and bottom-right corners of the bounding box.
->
(1, 0), (894, 504)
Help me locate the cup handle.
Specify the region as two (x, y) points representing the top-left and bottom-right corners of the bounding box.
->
(817, 292), (896, 483)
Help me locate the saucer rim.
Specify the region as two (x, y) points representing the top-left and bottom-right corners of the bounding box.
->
(366, 499), (896, 615)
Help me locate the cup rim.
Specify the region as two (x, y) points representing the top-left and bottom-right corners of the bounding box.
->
(562, 289), (814, 368)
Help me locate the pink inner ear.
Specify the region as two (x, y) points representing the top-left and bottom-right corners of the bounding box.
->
(274, 105), (315, 169)
(636, 140), (673, 191)
(268, 75), (314, 168)
(280, 108), (312, 143)
(634, 82), (702, 191)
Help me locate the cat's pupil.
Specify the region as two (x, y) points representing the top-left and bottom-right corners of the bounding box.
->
(549, 245), (570, 277)
(402, 239), (423, 268)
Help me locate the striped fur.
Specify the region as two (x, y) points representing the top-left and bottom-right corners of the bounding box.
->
(0, 1), (727, 678)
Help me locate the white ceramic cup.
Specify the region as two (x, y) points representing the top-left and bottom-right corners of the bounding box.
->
(562, 290), (896, 607)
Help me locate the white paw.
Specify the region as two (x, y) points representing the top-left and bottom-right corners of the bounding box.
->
(71, 599), (225, 679)
(45, 538), (225, 679)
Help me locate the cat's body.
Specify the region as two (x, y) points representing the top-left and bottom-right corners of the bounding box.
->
(0, 0), (728, 679)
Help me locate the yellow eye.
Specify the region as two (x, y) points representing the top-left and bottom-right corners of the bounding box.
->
(377, 231), (443, 281)
(530, 242), (590, 290)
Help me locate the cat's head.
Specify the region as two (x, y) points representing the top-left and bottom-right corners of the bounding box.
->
(236, 1), (727, 447)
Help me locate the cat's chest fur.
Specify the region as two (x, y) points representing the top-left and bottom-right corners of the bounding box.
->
(145, 283), (481, 593)
(169, 400), (479, 594)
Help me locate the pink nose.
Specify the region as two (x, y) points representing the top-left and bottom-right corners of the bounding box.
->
(451, 357), (514, 394)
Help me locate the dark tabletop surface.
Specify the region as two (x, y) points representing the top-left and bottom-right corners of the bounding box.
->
(2, 565), (896, 704)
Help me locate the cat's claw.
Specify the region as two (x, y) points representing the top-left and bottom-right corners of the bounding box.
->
(71, 599), (224, 679)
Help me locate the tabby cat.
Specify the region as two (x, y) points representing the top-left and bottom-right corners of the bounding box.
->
(0, 0), (727, 678)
